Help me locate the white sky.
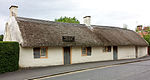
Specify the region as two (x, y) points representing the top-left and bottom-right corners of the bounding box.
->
(0, 0), (150, 34)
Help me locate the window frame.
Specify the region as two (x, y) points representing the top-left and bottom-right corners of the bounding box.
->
(81, 47), (91, 56)
(103, 46), (111, 52)
(33, 47), (48, 59)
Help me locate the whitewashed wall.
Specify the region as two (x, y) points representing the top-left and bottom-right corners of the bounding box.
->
(118, 46), (136, 59)
(138, 46), (148, 58)
(19, 46), (148, 67)
(3, 16), (23, 43)
(20, 46), (114, 67)
(19, 47), (63, 67)
(72, 47), (113, 64)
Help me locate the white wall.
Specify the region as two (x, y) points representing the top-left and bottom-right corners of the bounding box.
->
(72, 47), (113, 64)
(138, 46), (148, 58)
(3, 16), (23, 43)
(3, 23), (11, 41)
(118, 46), (136, 59)
(19, 46), (148, 67)
(19, 47), (63, 67)
(20, 46), (114, 67)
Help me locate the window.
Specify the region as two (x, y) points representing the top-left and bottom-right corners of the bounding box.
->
(82, 47), (86, 55)
(33, 48), (40, 58)
(103, 46), (111, 52)
(82, 47), (91, 56)
(40, 47), (47, 57)
(33, 47), (48, 58)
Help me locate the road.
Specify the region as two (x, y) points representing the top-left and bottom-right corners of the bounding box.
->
(38, 60), (150, 80)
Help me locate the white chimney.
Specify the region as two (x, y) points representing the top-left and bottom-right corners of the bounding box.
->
(9, 5), (18, 17)
(83, 16), (91, 26)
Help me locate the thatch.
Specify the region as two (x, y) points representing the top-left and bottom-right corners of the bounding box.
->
(16, 17), (148, 47)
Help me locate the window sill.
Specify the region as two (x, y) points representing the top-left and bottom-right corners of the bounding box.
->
(82, 54), (87, 56)
(34, 57), (48, 59)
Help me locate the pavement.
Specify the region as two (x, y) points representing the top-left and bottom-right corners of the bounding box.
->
(0, 56), (150, 80)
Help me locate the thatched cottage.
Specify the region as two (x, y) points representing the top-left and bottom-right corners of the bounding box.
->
(3, 6), (148, 67)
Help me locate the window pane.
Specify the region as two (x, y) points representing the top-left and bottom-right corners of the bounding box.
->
(103, 47), (106, 52)
(82, 47), (86, 55)
(87, 47), (91, 56)
(108, 46), (111, 52)
(33, 48), (40, 58)
(41, 47), (47, 57)
(103, 46), (111, 52)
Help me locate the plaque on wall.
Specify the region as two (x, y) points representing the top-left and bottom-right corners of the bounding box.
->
(62, 36), (75, 42)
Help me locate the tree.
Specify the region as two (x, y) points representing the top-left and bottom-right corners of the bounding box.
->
(123, 24), (128, 29)
(55, 16), (80, 24)
(143, 34), (150, 45)
(0, 34), (3, 41)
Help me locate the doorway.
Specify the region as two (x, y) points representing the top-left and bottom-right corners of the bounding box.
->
(63, 47), (71, 65)
(135, 46), (138, 58)
(113, 46), (118, 60)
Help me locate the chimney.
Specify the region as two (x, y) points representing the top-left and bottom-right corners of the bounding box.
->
(137, 25), (143, 31)
(83, 16), (91, 26)
(9, 5), (18, 17)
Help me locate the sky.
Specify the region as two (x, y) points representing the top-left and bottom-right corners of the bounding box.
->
(0, 0), (150, 34)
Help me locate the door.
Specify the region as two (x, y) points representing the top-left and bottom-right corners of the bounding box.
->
(135, 46), (138, 58)
(113, 46), (118, 60)
(64, 47), (71, 65)
(148, 46), (150, 55)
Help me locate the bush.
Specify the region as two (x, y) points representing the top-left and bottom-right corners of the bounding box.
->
(0, 41), (19, 73)
(0, 35), (3, 41)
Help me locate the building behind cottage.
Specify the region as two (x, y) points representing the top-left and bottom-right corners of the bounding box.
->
(136, 25), (150, 37)
(3, 5), (149, 67)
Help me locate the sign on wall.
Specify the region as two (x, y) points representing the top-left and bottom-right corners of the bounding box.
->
(62, 36), (75, 42)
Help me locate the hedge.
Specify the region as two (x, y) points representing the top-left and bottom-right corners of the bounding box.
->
(148, 46), (150, 55)
(0, 41), (19, 73)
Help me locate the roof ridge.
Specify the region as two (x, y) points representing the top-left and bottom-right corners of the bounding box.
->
(92, 25), (133, 31)
(16, 16), (86, 26)
(17, 16), (134, 32)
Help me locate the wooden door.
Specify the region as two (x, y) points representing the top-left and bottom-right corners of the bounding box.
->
(113, 46), (118, 60)
(135, 46), (138, 58)
(64, 47), (71, 65)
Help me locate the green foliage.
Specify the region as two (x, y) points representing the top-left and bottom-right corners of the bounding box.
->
(0, 41), (19, 73)
(0, 35), (3, 41)
(144, 35), (150, 55)
(143, 34), (150, 45)
(144, 29), (150, 32)
(136, 29), (139, 32)
(55, 16), (80, 24)
(123, 24), (128, 29)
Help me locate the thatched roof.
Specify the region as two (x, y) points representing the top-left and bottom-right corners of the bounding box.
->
(16, 17), (148, 47)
